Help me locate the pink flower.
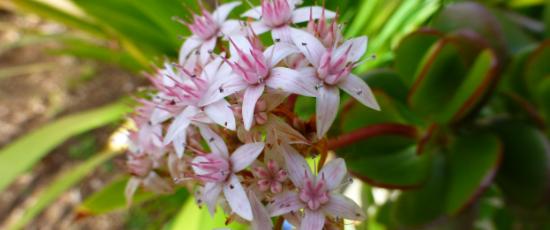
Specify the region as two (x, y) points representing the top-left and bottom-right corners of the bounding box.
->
(254, 159), (288, 193)
(179, 2), (242, 65)
(199, 36), (317, 130)
(267, 144), (365, 230)
(242, 0), (335, 42)
(191, 138), (265, 220)
(290, 29), (380, 138)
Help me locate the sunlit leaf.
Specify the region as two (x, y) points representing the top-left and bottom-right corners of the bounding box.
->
(170, 198), (247, 230)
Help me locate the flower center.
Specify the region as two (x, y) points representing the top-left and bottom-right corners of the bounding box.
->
(191, 154), (231, 183)
(261, 0), (293, 28)
(189, 10), (220, 40)
(299, 178), (330, 210)
(255, 160), (288, 193)
(316, 48), (353, 85)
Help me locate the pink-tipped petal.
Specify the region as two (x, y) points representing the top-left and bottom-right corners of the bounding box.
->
(334, 36), (368, 63)
(150, 108), (172, 124)
(264, 42), (299, 67)
(199, 73), (248, 106)
(315, 86), (340, 138)
(281, 144), (312, 188)
(242, 85), (265, 130)
(230, 142), (265, 172)
(223, 174), (253, 220)
(318, 158), (347, 190)
(249, 191), (273, 230)
(267, 191), (303, 216)
(267, 67), (317, 97)
(290, 28), (327, 67)
(197, 124), (229, 157)
(163, 111), (192, 146)
(228, 35), (253, 60)
(179, 36), (203, 65)
(202, 56), (224, 83)
(204, 99), (236, 130)
(212, 2), (242, 24)
(203, 182), (223, 217)
(338, 74), (379, 110)
(291, 7), (336, 23)
(300, 210), (325, 230)
(241, 6), (262, 19)
(322, 194), (366, 221)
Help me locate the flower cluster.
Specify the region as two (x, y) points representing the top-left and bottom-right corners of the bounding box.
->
(124, 1), (379, 229)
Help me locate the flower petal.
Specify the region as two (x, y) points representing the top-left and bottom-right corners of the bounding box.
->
(163, 111), (192, 146)
(203, 182), (223, 217)
(267, 114), (308, 144)
(272, 25), (292, 43)
(202, 56), (224, 83)
(264, 42), (299, 67)
(322, 194), (366, 221)
(249, 191), (273, 230)
(292, 7), (336, 23)
(125, 177), (141, 205)
(290, 28), (326, 67)
(204, 99), (236, 130)
(281, 144), (312, 188)
(230, 142), (265, 172)
(242, 85), (265, 130)
(267, 67), (317, 97)
(241, 6), (262, 19)
(315, 86), (340, 138)
(339, 74), (379, 110)
(267, 191), (303, 216)
(197, 124), (229, 157)
(199, 73), (248, 106)
(319, 158), (347, 190)
(334, 36), (368, 63)
(223, 174), (253, 220)
(179, 36), (202, 65)
(300, 210), (325, 230)
(221, 19), (244, 37)
(212, 2), (241, 24)
(250, 21), (271, 35)
(200, 37), (217, 65)
(150, 108), (172, 124)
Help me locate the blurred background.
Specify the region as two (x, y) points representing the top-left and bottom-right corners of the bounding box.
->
(0, 0), (548, 229)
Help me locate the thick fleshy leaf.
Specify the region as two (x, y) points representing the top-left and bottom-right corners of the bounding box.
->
(267, 67), (317, 97)
(316, 86), (340, 138)
(223, 174), (253, 220)
(300, 210), (326, 230)
(230, 142), (265, 172)
(267, 191), (303, 216)
(492, 122), (550, 207)
(445, 133), (501, 215)
(242, 85), (265, 130)
(394, 29), (442, 87)
(525, 40), (550, 105)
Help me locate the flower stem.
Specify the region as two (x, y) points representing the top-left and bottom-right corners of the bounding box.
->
(327, 123), (418, 150)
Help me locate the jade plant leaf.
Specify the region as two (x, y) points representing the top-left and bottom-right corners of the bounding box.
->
(492, 122), (550, 207)
(394, 29), (442, 87)
(525, 40), (550, 103)
(445, 133), (502, 215)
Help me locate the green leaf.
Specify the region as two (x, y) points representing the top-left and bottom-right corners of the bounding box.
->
(445, 133), (502, 215)
(364, 69), (410, 103)
(492, 122), (550, 207)
(525, 40), (550, 102)
(392, 154), (446, 227)
(0, 101), (131, 193)
(170, 198), (247, 230)
(77, 176), (157, 217)
(6, 149), (122, 230)
(394, 29), (442, 87)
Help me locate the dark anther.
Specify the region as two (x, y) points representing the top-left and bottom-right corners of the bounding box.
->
(275, 38), (281, 42)
(219, 87), (224, 93)
(209, 137), (215, 142)
(301, 42), (307, 46)
(229, 184), (234, 189)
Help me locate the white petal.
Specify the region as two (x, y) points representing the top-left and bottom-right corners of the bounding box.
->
(292, 7), (336, 23)
(241, 6), (262, 19)
(249, 191), (273, 230)
(250, 21), (271, 35)
(319, 158), (347, 190)
(125, 177), (141, 206)
(223, 174), (253, 220)
(202, 56), (224, 83)
(212, 2), (241, 24)
(204, 99), (236, 130)
(199, 73), (247, 106)
(230, 142), (265, 172)
(242, 85), (265, 130)
(300, 210), (325, 230)
(338, 74), (380, 110)
(179, 36), (203, 65)
(281, 144), (312, 188)
(173, 131), (187, 158)
(334, 36), (368, 63)
(267, 191), (303, 216)
(220, 19), (244, 37)
(271, 25), (292, 43)
(150, 108), (172, 124)
(322, 194), (365, 221)
(267, 67), (317, 97)
(290, 28), (327, 67)
(264, 42), (299, 67)
(315, 86), (339, 138)
(163, 111), (192, 146)
(200, 38), (217, 65)
(203, 182), (223, 217)
(229, 35), (253, 60)
(197, 124), (229, 157)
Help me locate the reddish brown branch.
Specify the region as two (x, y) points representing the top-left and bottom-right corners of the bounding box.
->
(327, 123), (418, 150)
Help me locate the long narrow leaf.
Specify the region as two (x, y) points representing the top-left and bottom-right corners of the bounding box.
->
(0, 101), (131, 193)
